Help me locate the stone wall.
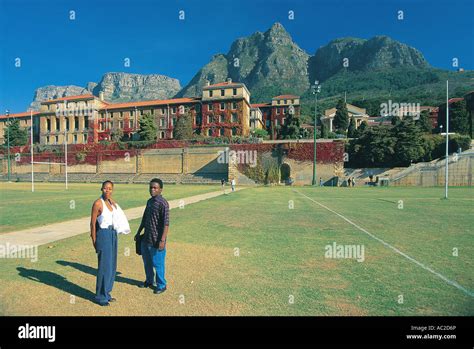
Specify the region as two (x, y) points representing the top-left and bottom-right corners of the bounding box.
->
(1, 146), (229, 177)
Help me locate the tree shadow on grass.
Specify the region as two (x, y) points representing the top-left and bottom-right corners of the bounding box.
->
(56, 260), (142, 287)
(16, 267), (96, 303)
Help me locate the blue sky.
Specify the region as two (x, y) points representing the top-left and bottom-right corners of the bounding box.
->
(1, 0), (473, 113)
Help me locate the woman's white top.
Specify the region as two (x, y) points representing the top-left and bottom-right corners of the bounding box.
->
(97, 198), (115, 229)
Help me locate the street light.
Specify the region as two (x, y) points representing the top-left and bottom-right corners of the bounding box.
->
(312, 81), (321, 186)
(5, 109), (11, 182)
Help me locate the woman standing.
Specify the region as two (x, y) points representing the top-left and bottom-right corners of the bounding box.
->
(90, 180), (118, 306)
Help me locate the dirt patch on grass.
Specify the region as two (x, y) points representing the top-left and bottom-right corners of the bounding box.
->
(325, 299), (368, 316)
(0, 241), (248, 316)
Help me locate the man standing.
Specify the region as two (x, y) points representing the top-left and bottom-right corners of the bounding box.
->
(134, 178), (169, 294)
(231, 178), (236, 192)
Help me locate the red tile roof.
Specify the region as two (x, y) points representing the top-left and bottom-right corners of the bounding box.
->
(41, 94), (96, 104)
(0, 111), (40, 120)
(448, 98), (464, 104)
(272, 95), (299, 99)
(207, 82), (233, 87)
(99, 97), (200, 111)
(251, 103), (271, 108)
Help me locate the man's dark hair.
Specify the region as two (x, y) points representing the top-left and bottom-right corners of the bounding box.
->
(101, 180), (114, 189)
(150, 178), (163, 189)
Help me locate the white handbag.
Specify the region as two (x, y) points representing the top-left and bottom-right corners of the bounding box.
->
(112, 204), (131, 234)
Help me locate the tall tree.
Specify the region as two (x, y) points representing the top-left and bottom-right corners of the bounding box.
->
(3, 119), (28, 146)
(356, 127), (396, 167)
(450, 100), (469, 135)
(392, 119), (425, 166)
(137, 113), (157, 142)
(110, 123), (124, 142)
(415, 110), (432, 133)
(174, 111), (194, 140)
(280, 112), (301, 139)
(347, 117), (357, 138)
(438, 100), (470, 136)
(358, 120), (368, 134)
(333, 98), (349, 133)
(391, 115), (400, 126)
(320, 118), (329, 138)
(465, 93), (474, 138)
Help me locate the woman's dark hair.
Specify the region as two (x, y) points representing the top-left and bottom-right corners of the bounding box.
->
(150, 178), (163, 189)
(101, 180), (114, 189)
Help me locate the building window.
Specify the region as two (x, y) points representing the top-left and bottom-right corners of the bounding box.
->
(232, 127), (237, 136)
(120, 112), (123, 118)
(219, 114), (225, 123)
(172, 117), (177, 126)
(74, 117), (79, 130)
(284, 107), (287, 114)
(233, 88), (237, 95)
(160, 131), (165, 139)
(161, 108), (165, 115)
(84, 116), (89, 129)
(84, 134), (88, 142)
(47, 119), (51, 131)
(208, 104), (213, 112)
(220, 89), (225, 96)
(276, 108), (280, 115)
(130, 120), (134, 129)
(231, 113), (238, 123)
(208, 129), (212, 136)
(284, 100), (287, 104)
(160, 118), (165, 127)
(207, 115), (212, 124)
(282, 118), (286, 125)
(150, 109), (154, 115)
(220, 127), (225, 136)
(209, 90), (213, 97)
(73, 135), (78, 144)
(291, 99), (294, 104)
(119, 121), (124, 128)
(172, 107), (177, 114)
(46, 136), (50, 143)
(196, 104), (201, 112)
(56, 118), (60, 131)
(55, 136), (59, 144)
(232, 102), (237, 110)
(277, 100), (281, 105)
(220, 102), (225, 111)
(140, 110), (144, 116)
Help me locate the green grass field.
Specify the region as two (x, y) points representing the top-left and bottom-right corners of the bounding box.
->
(0, 182), (220, 233)
(0, 184), (473, 316)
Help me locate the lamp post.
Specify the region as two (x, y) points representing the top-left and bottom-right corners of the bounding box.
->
(312, 81), (321, 186)
(5, 109), (11, 182)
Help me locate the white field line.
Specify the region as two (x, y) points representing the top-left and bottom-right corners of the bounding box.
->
(294, 189), (474, 298)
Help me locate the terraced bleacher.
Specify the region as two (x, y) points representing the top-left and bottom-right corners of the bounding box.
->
(1, 172), (226, 185)
(91, 173), (137, 184)
(132, 173), (180, 184)
(180, 173), (223, 184)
